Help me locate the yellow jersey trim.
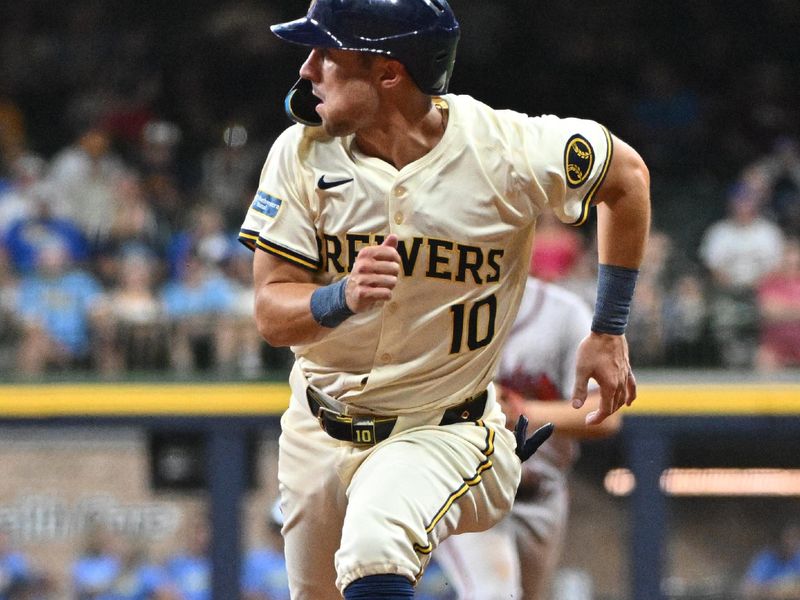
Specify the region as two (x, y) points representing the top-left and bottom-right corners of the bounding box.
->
(255, 238), (320, 271)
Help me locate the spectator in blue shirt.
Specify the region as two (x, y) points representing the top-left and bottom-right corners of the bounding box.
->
(72, 525), (122, 600)
(102, 542), (177, 600)
(3, 185), (89, 275)
(166, 519), (209, 600)
(241, 501), (289, 600)
(15, 240), (113, 376)
(160, 251), (236, 374)
(741, 523), (800, 599)
(0, 532), (31, 600)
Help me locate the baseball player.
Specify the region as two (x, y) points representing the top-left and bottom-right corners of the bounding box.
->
(434, 275), (620, 600)
(238, 1), (650, 598)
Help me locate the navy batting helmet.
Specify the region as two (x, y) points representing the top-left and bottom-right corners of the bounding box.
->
(273, 0), (460, 125)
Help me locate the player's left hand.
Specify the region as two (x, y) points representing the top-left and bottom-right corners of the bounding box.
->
(571, 331), (636, 426)
(514, 415), (554, 462)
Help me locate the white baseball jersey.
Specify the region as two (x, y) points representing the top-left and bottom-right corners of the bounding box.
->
(239, 93), (612, 415)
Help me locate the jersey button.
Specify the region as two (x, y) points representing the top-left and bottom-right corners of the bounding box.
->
(394, 186), (406, 197)
(380, 353), (392, 364)
(394, 211), (404, 224)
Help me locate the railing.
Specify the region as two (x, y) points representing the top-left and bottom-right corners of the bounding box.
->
(2, 372), (800, 599)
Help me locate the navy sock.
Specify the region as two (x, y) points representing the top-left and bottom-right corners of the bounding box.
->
(343, 574), (414, 599)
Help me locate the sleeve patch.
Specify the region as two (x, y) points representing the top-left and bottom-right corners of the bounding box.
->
(251, 191), (283, 218)
(564, 135), (594, 189)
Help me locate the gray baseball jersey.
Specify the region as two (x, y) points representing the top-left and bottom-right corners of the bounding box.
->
(435, 278), (594, 599)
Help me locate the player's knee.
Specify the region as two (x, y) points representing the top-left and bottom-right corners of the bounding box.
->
(336, 521), (422, 592)
(338, 522), (415, 567)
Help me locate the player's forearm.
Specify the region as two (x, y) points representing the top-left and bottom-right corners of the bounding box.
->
(522, 395), (620, 439)
(255, 282), (332, 346)
(595, 139), (651, 269)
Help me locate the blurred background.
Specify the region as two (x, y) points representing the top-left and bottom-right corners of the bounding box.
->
(0, 0), (799, 598)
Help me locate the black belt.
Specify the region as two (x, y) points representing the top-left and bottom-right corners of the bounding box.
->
(306, 388), (488, 446)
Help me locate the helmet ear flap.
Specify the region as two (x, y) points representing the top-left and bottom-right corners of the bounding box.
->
(284, 78), (322, 126)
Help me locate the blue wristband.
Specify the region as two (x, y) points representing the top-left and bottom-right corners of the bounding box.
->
(591, 264), (639, 335)
(310, 277), (354, 328)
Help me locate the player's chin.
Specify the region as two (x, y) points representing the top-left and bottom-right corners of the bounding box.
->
(320, 115), (351, 137)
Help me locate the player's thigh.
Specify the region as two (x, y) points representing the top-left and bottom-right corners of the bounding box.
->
(434, 521), (521, 600)
(278, 400), (348, 600)
(335, 419), (520, 591)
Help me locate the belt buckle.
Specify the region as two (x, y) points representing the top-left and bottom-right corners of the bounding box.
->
(316, 405), (344, 431)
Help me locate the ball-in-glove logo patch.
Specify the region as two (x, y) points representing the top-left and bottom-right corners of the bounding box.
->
(564, 135), (594, 189)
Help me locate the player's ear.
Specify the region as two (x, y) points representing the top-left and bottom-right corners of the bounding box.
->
(378, 58), (407, 90)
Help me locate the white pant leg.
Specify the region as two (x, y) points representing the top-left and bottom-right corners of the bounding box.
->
(279, 384), (520, 597)
(279, 395), (352, 600)
(335, 403), (520, 592)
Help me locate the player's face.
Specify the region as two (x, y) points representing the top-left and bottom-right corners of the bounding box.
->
(299, 48), (381, 136)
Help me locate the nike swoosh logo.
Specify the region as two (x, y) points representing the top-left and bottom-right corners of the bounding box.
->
(318, 175), (354, 190)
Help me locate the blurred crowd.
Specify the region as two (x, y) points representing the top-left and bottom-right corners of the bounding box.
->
(0, 506), (455, 600)
(0, 108), (294, 377)
(533, 137), (800, 372)
(0, 119), (293, 378)
(1, 0), (799, 379)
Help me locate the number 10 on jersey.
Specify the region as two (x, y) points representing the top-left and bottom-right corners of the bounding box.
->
(449, 294), (497, 354)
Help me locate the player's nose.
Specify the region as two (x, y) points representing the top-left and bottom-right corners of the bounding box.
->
(299, 49), (322, 82)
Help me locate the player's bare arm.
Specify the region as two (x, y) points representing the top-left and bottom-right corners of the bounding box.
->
(253, 251), (322, 347)
(499, 386), (619, 439)
(253, 235), (402, 347)
(571, 135), (651, 425)
(528, 394), (619, 439)
(594, 136), (651, 269)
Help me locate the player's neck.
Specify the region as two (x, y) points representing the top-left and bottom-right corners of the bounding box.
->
(353, 98), (447, 170)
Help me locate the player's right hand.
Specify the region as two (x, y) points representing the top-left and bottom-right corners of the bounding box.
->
(571, 331), (636, 425)
(345, 234), (402, 313)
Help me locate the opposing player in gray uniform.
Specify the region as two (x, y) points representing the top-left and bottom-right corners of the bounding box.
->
(435, 276), (620, 600)
(239, 1), (650, 598)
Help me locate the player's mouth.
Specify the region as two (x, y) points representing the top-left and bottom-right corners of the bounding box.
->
(312, 89), (324, 114)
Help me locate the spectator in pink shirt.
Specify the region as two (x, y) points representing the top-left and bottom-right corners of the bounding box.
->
(756, 238), (800, 371)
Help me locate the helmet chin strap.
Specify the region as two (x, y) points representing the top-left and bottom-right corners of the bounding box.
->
(284, 78), (322, 126)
